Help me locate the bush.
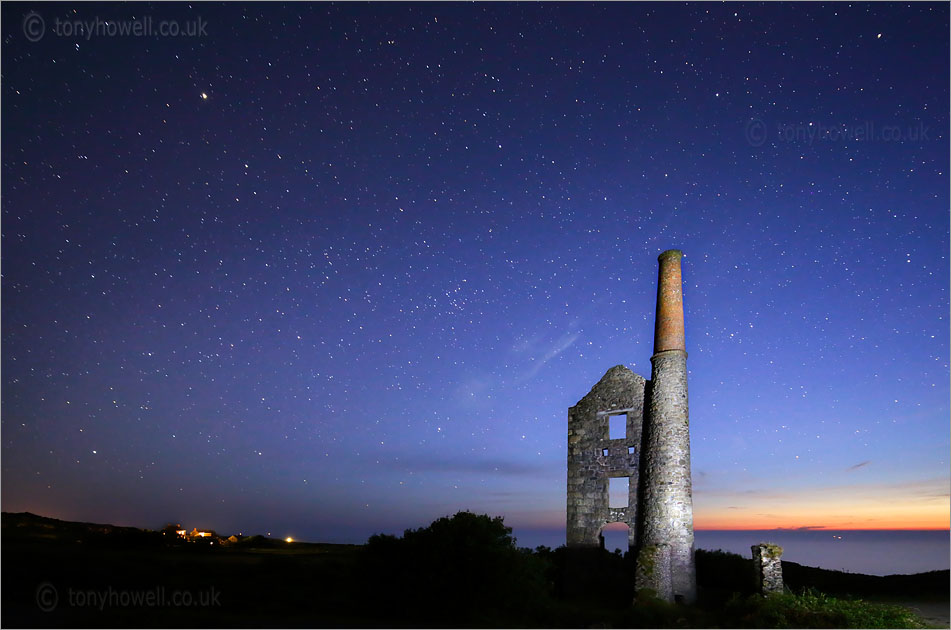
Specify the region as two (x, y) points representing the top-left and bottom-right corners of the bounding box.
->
(365, 511), (554, 625)
(695, 548), (755, 595)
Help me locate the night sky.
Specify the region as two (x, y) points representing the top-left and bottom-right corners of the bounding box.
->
(2, 2), (948, 546)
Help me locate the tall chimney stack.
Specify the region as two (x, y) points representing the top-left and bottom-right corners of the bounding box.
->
(635, 249), (697, 603)
(653, 250), (686, 354)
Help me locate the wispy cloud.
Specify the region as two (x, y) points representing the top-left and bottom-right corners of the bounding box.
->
(701, 476), (950, 500)
(846, 460), (871, 471)
(513, 329), (581, 381)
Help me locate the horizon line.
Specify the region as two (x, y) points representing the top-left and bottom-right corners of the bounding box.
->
(514, 524), (950, 532)
(692, 526), (951, 532)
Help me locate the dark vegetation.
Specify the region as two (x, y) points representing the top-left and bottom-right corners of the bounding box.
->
(3, 511), (946, 628)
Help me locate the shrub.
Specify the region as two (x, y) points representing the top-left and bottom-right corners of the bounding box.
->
(695, 548), (755, 595)
(365, 511), (553, 625)
(722, 589), (926, 628)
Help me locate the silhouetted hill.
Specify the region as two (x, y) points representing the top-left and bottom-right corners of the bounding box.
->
(2, 512), (946, 628)
(696, 548), (950, 601)
(783, 559), (950, 600)
(2, 511), (163, 547)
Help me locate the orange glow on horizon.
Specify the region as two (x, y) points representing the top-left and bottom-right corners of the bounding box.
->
(694, 491), (949, 531)
(689, 473), (950, 532)
(694, 511), (949, 531)
(695, 512), (951, 530)
(695, 524), (950, 531)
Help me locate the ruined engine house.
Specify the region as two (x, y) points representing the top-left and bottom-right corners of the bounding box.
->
(567, 249), (696, 603)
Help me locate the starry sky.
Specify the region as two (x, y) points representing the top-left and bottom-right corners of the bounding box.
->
(2, 2), (948, 545)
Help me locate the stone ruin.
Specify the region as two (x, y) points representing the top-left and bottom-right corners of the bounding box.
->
(752, 543), (785, 595)
(567, 249), (696, 604)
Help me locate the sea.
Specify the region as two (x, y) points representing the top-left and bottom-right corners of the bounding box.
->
(512, 527), (950, 577)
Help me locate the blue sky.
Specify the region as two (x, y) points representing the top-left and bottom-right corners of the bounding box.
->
(2, 2), (948, 542)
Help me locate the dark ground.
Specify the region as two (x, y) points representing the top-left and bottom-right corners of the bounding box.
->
(3, 512), (948, 628)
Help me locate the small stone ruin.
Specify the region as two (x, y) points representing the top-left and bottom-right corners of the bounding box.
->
(751, 542), (784, 595)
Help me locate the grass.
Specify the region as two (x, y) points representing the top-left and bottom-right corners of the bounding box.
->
(692, 548), (937, 629)
(721, 589), (928, 629)
(622, 588), (929, 629)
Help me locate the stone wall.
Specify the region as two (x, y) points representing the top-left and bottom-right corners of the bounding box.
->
(567, 365), (645, 550)
(636, 349), (696, 603)
(752, 543), (784, 595)
(635, 542), (672, 599)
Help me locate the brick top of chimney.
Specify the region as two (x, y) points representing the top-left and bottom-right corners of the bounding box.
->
(653, 249), (685, 354)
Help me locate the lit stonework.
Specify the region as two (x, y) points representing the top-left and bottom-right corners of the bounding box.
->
(752, 543), (785, 595)
(567, 249), (696, 604)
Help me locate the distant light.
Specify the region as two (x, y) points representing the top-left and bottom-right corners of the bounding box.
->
(876, 33), (882, 39)
(285, 537), (294, 543)
(201, 92), (208, 100)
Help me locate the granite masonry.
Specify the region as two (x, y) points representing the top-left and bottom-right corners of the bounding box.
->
(752, 543), (785, 595)
(567, 249), (697, 604)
